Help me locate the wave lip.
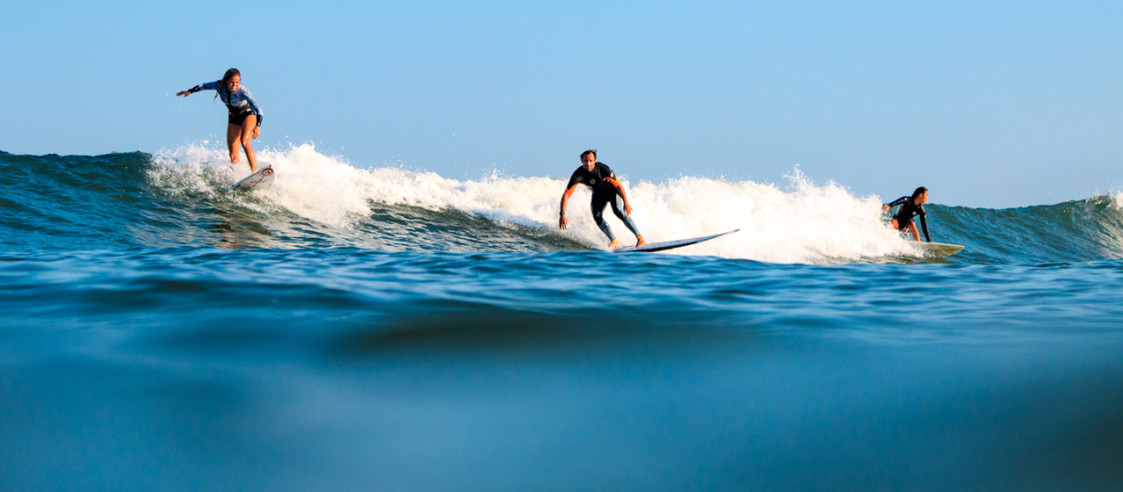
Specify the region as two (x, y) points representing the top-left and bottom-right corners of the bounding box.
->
(2, 146), (1122, 264)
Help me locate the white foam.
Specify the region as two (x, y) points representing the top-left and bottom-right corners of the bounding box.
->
(148, 144), (236, 199)
(1111, 191), (1123, 210)
(151, 144), (914, 263)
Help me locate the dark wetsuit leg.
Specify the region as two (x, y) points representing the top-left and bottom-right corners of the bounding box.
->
(608, 195), (641, 237)
(590, 193), (616, 240)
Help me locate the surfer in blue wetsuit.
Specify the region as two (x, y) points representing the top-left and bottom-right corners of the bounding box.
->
(559, 150), (646, 249)
(176, 68), (263, 173)
(882, 186), (932, 242)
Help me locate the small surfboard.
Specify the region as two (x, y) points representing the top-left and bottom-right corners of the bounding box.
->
(916, 241), (964, 257)
(613, 229), (739, 253)
(232, 165), (275, 190)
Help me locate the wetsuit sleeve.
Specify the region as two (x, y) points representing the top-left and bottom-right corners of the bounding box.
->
(918, 207), (932, 242)
(886, 196), (909, 208)
(190, 81), (221, 93)
(241, 88), (263, 126)
(597, 163), (624, 189)
(565, 168), (583, 190)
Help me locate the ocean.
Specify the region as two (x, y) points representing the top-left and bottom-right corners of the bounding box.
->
(2, 146), (1122, 490)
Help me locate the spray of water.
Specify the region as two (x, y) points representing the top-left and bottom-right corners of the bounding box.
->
(149, 145), (929, 262)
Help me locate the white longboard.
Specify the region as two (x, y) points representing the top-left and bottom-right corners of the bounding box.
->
(916, 241), (964, 257)
(232, 165), (275, 190)
(613, 229), (739, 253)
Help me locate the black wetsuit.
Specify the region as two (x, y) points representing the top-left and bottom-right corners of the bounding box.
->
(887, 196), (931, 242)
(565, 162), (641, 240)
(567, 162), (618, 194)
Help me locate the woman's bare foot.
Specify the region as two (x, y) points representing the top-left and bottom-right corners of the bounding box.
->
(608, 239), (620, 249)
(636, 236), (646, 247)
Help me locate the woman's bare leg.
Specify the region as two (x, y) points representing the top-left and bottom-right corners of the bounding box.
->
(889, 218), (920, 241)
(226, 123), (241, 164)
(240, 115), (258, 173)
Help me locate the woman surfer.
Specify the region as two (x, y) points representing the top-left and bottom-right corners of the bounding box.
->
(882, 186), (931, 242)
(177, 68), (263, 173)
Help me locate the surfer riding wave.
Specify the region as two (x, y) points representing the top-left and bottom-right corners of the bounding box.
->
(883, 186), (932, 242)
(559, 150), (646, 249)
(176, 68), (263, 173)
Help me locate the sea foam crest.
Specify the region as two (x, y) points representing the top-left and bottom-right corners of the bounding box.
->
(152, 144), (914, 263)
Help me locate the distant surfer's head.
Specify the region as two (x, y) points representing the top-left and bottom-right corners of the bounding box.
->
(580, 150), (597, 169)
(221, 68), (241, 92)
(912, 186), (928, 204)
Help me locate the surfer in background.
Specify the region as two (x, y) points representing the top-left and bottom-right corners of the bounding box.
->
(559, 150), (646, 249)
(882, 186), (932, 242)
(176, 68), (263, 173)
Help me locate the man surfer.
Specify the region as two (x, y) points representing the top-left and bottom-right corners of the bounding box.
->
(882, 186), (931, 242)
(559, 150), (646, 249)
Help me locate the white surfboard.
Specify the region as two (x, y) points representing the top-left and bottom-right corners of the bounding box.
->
(232, 165), (275, 190)
(916, 241), (964, 257)
(613, 229), (739, 253)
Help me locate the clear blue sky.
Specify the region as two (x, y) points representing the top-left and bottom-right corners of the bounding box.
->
(2, 1), (1121, 208)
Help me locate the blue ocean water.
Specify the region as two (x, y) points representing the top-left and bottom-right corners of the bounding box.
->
(2, 148), (1122, 490)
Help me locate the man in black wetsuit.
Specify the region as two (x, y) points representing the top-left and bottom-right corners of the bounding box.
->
(559, 150), (646, 249)
(882, 186), (931, 242)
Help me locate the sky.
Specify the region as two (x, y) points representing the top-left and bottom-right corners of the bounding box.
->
(2, 0), (1121, 208)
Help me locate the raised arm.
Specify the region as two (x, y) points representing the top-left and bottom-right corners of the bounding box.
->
(176, 81), (220, 97)
(882, 196), (908, 212)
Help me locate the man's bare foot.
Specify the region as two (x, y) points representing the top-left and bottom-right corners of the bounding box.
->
(636, 235), (646, 247)
(608, 239), (620, 249)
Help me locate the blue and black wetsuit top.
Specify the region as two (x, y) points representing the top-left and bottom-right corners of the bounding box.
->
(566, 162), (620, 198)
(887, 195), (931, 242)
(188, 81), (263, 127)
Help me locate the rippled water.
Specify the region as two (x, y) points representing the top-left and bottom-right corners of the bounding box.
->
(2, 149), (1123, 490)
